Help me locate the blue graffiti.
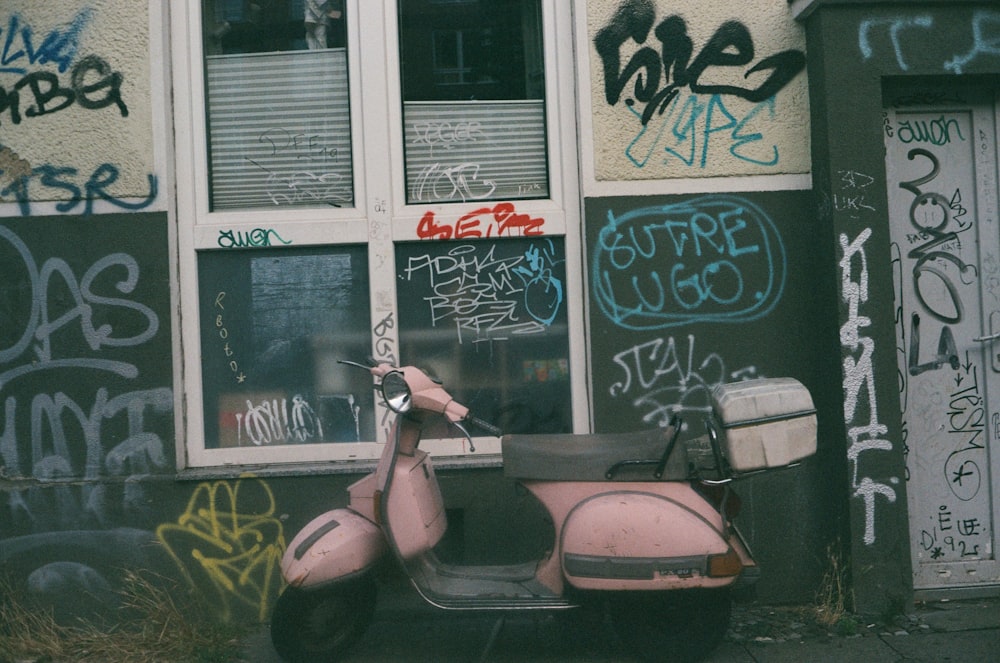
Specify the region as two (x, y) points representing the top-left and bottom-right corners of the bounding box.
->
(515, 239), (564, 326)
(1, 9), (94, 75)
(2, 162), (157, 216)
(945, 11), (1000, 74)
(592, 195), (786, 330)
(858, 16), (934, 71)
(859, 12), (1000, 74)
(626, 93), (779, 170)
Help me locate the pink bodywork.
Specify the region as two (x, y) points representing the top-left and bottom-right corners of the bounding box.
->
(281, 362), (754, 599)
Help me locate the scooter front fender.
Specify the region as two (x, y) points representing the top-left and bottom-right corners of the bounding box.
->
(281, 508), (386, 589)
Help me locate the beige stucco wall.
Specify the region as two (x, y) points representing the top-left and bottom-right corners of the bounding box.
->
(587, 0), (810, 181)
(0, 0), (153, 204)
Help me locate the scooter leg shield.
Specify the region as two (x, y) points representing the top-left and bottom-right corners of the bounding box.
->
(281, 508), (386, 589)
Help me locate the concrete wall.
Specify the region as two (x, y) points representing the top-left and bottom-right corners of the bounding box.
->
(3, 0), (954, 632)
(0, 0), (156, 203)
(586, 0), (810, 180)
(0, 0), (179, 623)
(581, 0), (842, 606)
(799, 0), (1000, 613)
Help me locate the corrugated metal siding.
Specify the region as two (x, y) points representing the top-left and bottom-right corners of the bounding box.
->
(206, 49), (354, 211)
(403, 100), (549, 203)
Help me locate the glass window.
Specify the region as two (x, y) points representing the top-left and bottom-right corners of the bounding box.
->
(176, 0), (583, 467)
(202, 0), (353, 210)
(398, 0), (548, 204)
(395, 237), (571, 434)
(197, 245), (374, 448)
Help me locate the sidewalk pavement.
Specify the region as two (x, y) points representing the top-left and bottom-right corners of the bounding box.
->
(238, 591), (1000, 662)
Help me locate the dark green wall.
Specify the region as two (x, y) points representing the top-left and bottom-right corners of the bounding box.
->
(584, 190), (847, 603)
(802, 1), (1000, 612)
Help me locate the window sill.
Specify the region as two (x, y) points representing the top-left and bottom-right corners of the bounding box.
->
(175, 452), (503, 481)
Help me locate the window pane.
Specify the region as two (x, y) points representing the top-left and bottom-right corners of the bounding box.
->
(202, 1), (353, 211)
(198, 245), (374, 448)
(395, 238), (571, 434)
(398, 0), (548, 204)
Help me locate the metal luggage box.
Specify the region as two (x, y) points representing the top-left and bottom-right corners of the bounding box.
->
(710, 378), (817, 472)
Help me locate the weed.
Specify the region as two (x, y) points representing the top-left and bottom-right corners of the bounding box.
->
(813, 541), (853, 631)
(0, 570), (248, 663)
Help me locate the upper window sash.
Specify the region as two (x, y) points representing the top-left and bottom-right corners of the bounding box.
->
(186, 0), (366, 227)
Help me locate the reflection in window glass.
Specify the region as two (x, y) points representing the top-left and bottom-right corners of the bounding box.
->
(398, 0), (549, 204)
(202, 1), (352, 211)
(395, 238), (571, 434)
(198, 245), (374, 448)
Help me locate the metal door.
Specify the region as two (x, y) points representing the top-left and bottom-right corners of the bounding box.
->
(885, 85), (1000, 594)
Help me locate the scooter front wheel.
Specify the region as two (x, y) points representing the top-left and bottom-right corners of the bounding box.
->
(270, 575), (376, 662)
(609, 588), (731, 663)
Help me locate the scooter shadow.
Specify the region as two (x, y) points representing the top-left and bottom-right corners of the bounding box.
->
(243, 587), (749, 662)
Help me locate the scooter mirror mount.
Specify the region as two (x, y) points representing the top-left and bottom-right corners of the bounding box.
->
(381, 371), (412, 414)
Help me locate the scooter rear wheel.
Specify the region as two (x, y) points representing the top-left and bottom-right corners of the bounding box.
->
(270, 575), (377, 662)
(608, 588), (731, 663)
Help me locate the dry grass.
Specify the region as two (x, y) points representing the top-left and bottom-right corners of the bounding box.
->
(0, 570), (246, 663)
(811, 542), (858, 635)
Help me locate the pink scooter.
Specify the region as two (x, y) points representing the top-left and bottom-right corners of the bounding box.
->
(270, 359), (817, 662)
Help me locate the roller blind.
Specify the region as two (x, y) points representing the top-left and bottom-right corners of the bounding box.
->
(402, 100), (548, 204)
(205, 48), (353, 211)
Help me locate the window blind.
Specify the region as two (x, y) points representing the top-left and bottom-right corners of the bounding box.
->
(403, 100), (548, 204)
(205, 49), (353, 211)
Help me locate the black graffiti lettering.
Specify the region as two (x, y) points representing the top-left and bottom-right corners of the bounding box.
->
(594, 1), (805, 125)
(0, 55), (127, 126)
(901, 149), (977, 324)
(0, 85), (22, 124)
(594, 0), (660, 107)
(18, 71), (74, 117)
(908, 313), (959, 376)
(898, 148), (940, 198)
(71, 55), (128, 117)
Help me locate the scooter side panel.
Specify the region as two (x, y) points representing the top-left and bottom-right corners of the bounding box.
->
(281, 508), (386, 588)
(560, 490), (736, 591)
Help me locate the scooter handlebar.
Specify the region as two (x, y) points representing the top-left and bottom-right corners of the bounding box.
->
(465, 414), (502, 438)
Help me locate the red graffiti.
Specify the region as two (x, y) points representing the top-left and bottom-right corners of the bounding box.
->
(416, 202), (545, 240)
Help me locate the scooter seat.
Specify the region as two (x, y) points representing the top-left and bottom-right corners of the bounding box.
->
(502, 426), (689, 481)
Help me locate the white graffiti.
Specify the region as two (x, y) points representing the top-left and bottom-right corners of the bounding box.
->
(858, 16), (934, 71)
(410, 162), (497, 203)
(235, 394), (324, 446)
(402, 243), (559, 345)
(608, 335), (760, 427)
(0, 226), (159, 390)
(858, 11), (1000, 75)
(840, 228), (897, 545)
(0, 225), (171, 528)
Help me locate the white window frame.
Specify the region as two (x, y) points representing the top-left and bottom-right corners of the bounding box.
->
(171, 0), (586, 470)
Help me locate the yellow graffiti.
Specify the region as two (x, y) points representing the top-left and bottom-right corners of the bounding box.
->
(157, 474), (286, 622)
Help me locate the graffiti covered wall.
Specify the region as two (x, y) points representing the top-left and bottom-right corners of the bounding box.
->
(581, 1), (836, 602)
(0, 0), (180, 627)
(587, 0), (810, 180)
(802, 2), (1000, 610)
(0, 0), (155, 212)
(584, 190), (841, 601)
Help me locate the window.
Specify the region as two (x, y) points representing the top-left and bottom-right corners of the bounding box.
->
(172, 0), (584, 468)
(395, 237), (572, 435)
(203, 0), (352, 210)
(198, 245), (374, 448)
(399, 0), (548, 204)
